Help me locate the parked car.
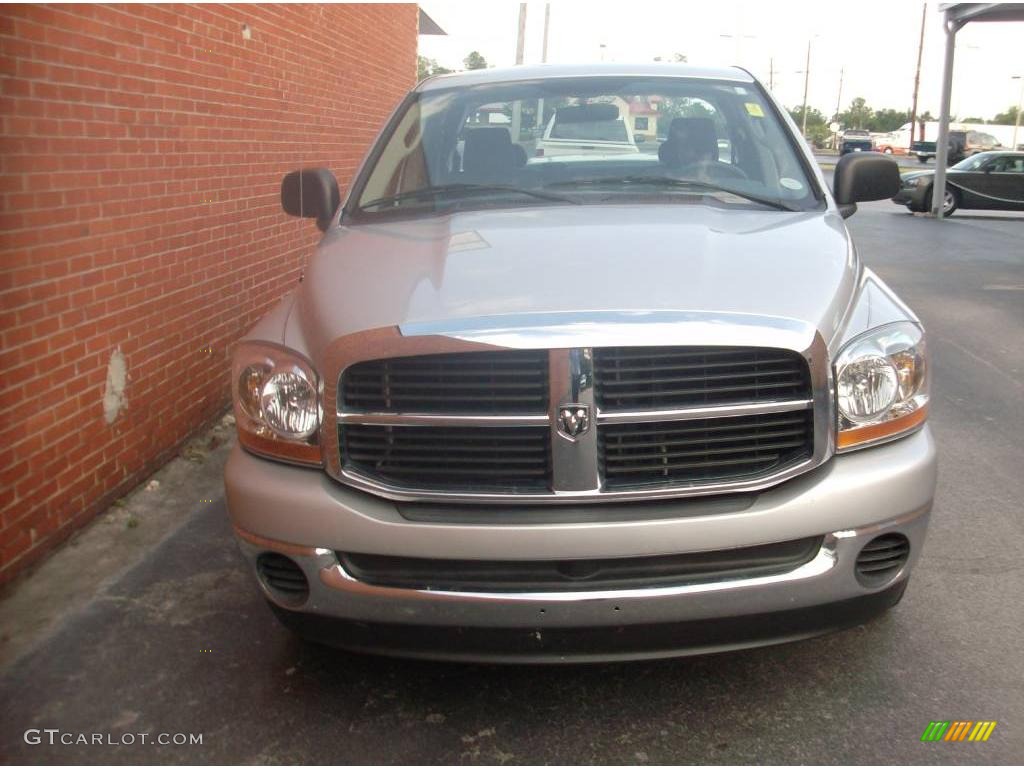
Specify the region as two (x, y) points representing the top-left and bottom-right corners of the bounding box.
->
(911, 129), (1001, 165)
(228, 63), (934, 662)
(893, 150), (1024, 215)
(535, 103), (639, 157)
(840, 129), (874, 155)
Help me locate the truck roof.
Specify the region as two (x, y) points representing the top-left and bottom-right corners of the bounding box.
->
(417, 62), (756, 92)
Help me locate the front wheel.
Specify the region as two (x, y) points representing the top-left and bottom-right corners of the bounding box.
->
(917, 155), (928, 164)
(925, 186), (959, 216)
(883, 147), (893, 155)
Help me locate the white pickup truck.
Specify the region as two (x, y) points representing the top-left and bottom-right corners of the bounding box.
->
(535, 102), (639, 158)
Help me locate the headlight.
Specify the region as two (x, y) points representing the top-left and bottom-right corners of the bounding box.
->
(835, 321), (928, 451)
(260, 371), (318, 438)
(232, 342), (322, 465)
(902, 176), (922, 188)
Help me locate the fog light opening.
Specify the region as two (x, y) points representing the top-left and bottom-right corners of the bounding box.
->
(855, 533), (910, 588)
(256, 552), (310, 605)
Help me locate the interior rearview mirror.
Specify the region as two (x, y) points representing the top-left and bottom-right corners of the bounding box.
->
(832, 153), (900, 219)
(281, 168), (341, 231)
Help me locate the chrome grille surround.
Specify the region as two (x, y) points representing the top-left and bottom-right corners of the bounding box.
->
(322, 312), (835, 504)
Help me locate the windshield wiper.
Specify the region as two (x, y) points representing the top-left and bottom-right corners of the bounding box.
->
(360, 183), (579, 210)
(548, 175), (801, 212)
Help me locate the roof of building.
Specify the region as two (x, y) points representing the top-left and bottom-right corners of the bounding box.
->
(417, 62), (754, 92)
(417, 8), (446, 35)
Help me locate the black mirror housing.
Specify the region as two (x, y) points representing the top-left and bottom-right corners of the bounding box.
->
(281, 168), (341, 231)
(832, 153), (900, 218)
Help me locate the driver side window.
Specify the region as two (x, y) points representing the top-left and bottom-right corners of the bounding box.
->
(992, 156), (1024, 173)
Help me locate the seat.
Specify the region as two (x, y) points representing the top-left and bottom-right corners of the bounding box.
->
(658, 117), (719, 169)
(462, 127), (523, 183)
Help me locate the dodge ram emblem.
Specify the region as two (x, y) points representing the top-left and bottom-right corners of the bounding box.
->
(557, 405), (590, 438)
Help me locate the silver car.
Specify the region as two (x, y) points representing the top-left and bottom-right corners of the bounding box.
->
(225, 63), (935, 662)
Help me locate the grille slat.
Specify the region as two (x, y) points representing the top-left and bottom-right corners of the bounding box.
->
(594, 345), (810, 411)
(341, 350), (548, 413)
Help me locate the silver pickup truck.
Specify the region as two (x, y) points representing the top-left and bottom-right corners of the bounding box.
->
(225, 63), (935, 662)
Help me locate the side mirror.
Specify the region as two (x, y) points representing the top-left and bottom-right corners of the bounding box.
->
(281, 168), (340, 231)
(832, 153), (900, 219)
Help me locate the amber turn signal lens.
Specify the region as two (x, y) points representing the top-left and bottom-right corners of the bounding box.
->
(836, 404), (929, 450)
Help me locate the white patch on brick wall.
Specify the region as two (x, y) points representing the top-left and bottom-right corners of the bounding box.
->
(103, 349), (127, 424)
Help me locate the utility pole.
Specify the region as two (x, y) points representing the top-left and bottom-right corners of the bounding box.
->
(511, 2), (527, 144)
(769, 56), (774, 90)
(910, 2), (927, 146)
(515, 2), (527, 65)
(834, 67), (844, 123)
(542, 3), (550, 62)
(537, 3), (550, 140)
(833, 67), (844, 150)
(1012, 75), (1023, 150)
(801, 39), (812, 137)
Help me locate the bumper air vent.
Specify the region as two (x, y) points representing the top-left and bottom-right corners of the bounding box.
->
(855, 533), (910, 587)
(256, 552), (309, 604)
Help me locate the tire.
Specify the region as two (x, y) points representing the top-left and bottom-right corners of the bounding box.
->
(941, 187), (959, 216)
(883, 147), (893, 155)
(917, 156), (928, 164)
(924, 186), (959, 216)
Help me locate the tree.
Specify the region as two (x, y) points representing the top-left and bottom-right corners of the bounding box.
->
(839, 97), (873, 129)
(868, 108), (910, 133)
(463, 51), (488, 70)
(788, 106), (831, 148)
(991, 106), (1019, 125)
(417, 55), (453, 81)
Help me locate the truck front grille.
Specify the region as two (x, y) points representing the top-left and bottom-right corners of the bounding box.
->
(337, 345), (817, 501)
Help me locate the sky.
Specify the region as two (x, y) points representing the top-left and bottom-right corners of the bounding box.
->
(418, 0), (1024, 123)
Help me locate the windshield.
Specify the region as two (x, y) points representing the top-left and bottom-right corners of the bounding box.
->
(951, 153), (992, 171)
(353, 76), (820, 219)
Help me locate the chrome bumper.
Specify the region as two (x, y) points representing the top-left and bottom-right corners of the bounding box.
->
(226, 427), (936, 634)
(233, 504), (930, 630)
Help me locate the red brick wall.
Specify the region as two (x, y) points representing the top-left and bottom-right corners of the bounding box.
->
(0, 3), (419, 584)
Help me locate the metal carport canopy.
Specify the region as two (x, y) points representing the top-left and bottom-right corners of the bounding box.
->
(932, 3), (1024, 218)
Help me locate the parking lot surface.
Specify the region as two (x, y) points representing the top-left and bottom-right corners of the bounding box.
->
(1, 197), (1022, 765)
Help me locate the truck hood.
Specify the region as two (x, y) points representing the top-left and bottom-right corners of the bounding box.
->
(293, 204), (857, 358)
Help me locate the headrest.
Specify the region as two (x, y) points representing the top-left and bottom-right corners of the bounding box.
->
(659, 117), (719, 167)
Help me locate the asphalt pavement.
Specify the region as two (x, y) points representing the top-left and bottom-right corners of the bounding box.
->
(1, 193), (1022, 765)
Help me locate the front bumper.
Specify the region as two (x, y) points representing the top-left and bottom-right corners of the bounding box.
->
(225, 427), (936, 661)
(892, 185), (929, 208)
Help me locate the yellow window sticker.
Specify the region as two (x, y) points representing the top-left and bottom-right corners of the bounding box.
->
(744, 102), (764, 118)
